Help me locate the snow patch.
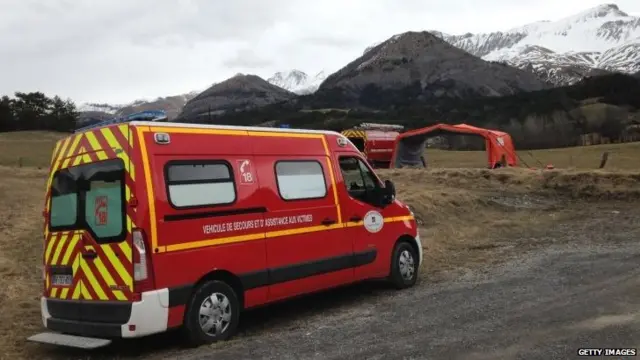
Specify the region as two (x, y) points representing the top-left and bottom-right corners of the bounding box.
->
(267, 70), (328, 94)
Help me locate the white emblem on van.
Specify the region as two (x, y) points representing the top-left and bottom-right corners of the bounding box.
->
(363, 210), (384, 233)
(337, 137), (348, 147)
(237, 159), (254, 184)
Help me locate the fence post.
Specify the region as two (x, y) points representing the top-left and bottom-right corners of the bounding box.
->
(599, 152), (609, 169)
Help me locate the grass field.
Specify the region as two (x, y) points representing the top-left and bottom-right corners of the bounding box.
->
(0, 131), (639, 359)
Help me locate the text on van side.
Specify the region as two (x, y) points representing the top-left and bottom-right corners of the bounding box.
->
(203, 214), (314, 235)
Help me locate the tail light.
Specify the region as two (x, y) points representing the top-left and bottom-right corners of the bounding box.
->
(132, 229), (154, 297)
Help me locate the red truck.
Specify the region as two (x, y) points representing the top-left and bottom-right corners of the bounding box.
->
(341, 123), (404, 168)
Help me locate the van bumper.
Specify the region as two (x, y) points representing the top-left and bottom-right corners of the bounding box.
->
(40, 289), (169, 340)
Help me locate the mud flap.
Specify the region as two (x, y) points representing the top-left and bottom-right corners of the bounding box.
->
(27, 332), (112, 349)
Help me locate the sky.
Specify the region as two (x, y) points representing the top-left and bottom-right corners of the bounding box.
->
(1, 0), (639, 105)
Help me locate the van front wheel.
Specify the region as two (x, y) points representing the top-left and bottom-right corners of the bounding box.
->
(389, 241), (418, 289)
(182, 280), (240, 347)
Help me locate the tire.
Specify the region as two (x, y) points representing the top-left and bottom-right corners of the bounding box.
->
(389, 241), (419, 289)
(181, 280), (241, 347)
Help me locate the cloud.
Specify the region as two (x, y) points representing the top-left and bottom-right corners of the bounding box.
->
(222, 48), (274, 69)
(1, 0), (639, 104)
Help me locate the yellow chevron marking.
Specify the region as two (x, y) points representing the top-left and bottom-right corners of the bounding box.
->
(80, 261), (108, 300)
(118, 241), (132, 263)
(72, 252), (80, 274)
(100, 127), (135, 180)
(50, 234), (68, 265)
(81, 154), (92, 164)
(118, 124), (134, 148)
(50, 140), (61, 163)
(72, 154), (83, 166)
(51, 288), (58, 297)
(65, 133), (83, 158)
(71, 281), (82, 299)
(102, 245), (132, 287)
(45, 273), (50, 289)
(125, 185), (131, 201)
(93, 257), (127, 301)
(60, 287), (69, 299)
(80, 280), (92, 300)
(61, 157), (72, 169)
(54, 137), (72, 165)
(44, 234), (58, 265)
(85, 131), (108, 161)
(60, 234), (79, 265)
(45, 137), (72, 212)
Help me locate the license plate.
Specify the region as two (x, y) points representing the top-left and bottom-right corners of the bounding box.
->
(51, 274), (73, 286)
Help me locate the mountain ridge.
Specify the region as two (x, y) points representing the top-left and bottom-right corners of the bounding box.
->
(431, 3), (640, 85)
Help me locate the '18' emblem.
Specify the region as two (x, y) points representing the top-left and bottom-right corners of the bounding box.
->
(95, 196), (108, 226)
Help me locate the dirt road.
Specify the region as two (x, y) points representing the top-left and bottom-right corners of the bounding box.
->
(31, 202), (640, 360)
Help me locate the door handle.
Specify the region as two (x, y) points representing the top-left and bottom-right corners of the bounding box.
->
(321, 218), (336, 226)
(349, 216), (363, 222)
(82, 250), (98, 260)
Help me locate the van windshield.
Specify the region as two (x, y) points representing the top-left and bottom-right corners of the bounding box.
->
(49, 158), (126, 243)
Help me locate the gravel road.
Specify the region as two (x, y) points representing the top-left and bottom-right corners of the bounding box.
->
(39, 203), (640, 360)
(173, 203), (640, 360)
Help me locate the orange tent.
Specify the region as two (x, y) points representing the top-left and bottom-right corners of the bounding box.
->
(390, 123), (518, 169)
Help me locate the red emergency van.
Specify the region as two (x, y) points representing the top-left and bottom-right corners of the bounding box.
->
(29, 121), (422, 349)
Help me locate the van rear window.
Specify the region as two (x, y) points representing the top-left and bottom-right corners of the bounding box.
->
(49, 159), (126, 243)
(166, 161), (236, 208)
(275, 160), (327, 201)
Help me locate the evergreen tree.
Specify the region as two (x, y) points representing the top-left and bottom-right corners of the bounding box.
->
(0, 91), (78, 133)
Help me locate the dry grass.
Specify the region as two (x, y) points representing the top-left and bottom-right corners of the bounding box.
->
(0, 166), (48, 359)
(377, 167), (640, 279)
(0, 131), (64, 168)
(425, 141), (640, 170)
(0, 131), (639, 359)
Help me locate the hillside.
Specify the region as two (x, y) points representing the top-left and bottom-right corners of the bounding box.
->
(210, 72), (640, 150)
(433, 4), (640, 86)
(176, 74), (296, 122)
(317, 31), (548, 108)
(78, 91), (200, 124)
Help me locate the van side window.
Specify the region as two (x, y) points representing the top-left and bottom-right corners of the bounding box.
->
(275, 160), (327, 201)
(338, 156), (381, 204)
(165, 161), (236, 208)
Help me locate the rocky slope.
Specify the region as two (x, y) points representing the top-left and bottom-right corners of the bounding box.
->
(432, 4), (640, 86)
(77, 91), (200, 123)
(176, 74), (296, 122)
(318, 31), (548, 106)
(267, 70), (327, 94)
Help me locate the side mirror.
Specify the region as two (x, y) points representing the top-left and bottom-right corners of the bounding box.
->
(383, 179), (396, 205)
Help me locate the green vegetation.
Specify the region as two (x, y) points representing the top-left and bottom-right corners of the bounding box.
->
(0, 92), (78, 133)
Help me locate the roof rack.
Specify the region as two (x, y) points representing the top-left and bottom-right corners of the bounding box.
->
(353, 122), (404, 131)
(75, 110), (168, 133)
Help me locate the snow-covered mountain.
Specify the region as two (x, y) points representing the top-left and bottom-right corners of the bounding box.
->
(77, 103), (124, 114)
(267, 70), (327, 94)
(78, 91), (201, 120)
(432, 3), (640, 85)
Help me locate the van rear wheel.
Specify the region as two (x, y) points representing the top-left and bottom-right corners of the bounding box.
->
(182, 280), (240, 347)
(389, 241), (418, 289)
